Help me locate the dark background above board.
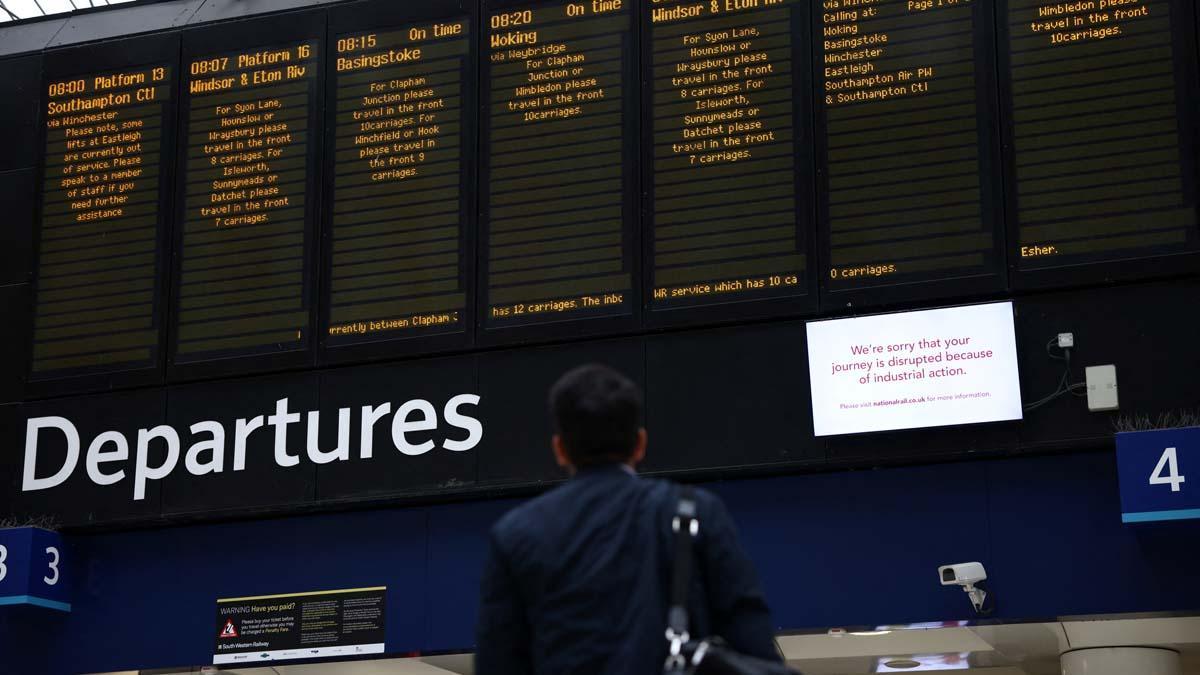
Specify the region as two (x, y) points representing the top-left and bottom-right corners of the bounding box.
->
(3, 278), (1198, 529)
(0, 54), (42, 173)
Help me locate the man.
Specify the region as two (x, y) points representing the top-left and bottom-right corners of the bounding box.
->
(476, 364), (780, 674)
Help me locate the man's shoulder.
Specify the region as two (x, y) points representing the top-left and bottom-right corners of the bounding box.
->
(490, 489), (557, 544)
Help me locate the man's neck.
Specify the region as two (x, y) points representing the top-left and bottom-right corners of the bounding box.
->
(571, 461), (637, 477)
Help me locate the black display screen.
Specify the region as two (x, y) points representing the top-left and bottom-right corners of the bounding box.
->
(480, 0), (638, 338)
(173, 36), (320, 366)
(816, 0), (1005, 304)
(31, 52), (174, 383)
(1002, 0), (1200, 277)
(645, 0), (812, 322)
(325, 12), (473, 352)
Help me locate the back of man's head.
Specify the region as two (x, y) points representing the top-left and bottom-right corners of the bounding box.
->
(549, 364), (644, 467)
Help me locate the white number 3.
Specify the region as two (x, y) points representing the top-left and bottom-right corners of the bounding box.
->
(0, 545), (61, 586)
(1149, 447), (1186, 493)
(44, 546), (60, 586)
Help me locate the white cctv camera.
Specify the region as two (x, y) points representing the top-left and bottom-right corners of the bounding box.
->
(938, 562), (989, 613)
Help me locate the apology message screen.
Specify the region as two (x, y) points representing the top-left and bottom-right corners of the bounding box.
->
(807, 301), (1022, 436)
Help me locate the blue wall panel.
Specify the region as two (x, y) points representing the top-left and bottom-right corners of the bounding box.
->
(3, 450), (1199, 674)
(425, 500), (520, 651)
(47, 509), (429, 673)
(711, 462), (994, 630)
(988, 451), (1200, 618)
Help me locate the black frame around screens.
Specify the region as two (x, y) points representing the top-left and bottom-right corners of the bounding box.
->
(13, 0), (1200, 396)
(476, 0), (642, 347)
(168, 10), (326, 381)
(641, 0), (819, 329)
(320, 0), (479, 365)
(27, 33), (180, 398)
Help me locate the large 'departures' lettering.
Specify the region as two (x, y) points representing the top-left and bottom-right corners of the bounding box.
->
(175, 42), (319, 361)
(33, 65), (171, 378)
(483, 0), (635, 328)
(328, 19), (472, 344)
(21, 393), (483, 501)
(1005, 0), (1199, 267)
(818, 0), (1002, 294)
(649, 0), (807, 310)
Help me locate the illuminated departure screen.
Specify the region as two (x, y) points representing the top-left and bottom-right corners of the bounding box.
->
(1006, 0), (1199, 269)
(328, 17), (471, 345)
(648, 0), (807, 311)
(175, 41), (319, 362)
(482, 0), (635, 329)
(32, 64), (172, 378)
(817, 0), (1001, 294)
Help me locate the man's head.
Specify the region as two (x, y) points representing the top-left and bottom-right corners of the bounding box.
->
(548, 364), (647, 472)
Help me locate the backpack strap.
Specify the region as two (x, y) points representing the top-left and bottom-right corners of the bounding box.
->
(665, 486), (699, 670)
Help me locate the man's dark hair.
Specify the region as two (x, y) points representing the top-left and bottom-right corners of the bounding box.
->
(549, 364), (644, 466)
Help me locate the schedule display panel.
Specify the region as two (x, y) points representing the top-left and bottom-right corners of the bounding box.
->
(816, 0), (1005, 304)
(173, 22), (322, 370)
(1002, 0), (1200, 280)
(481, 0), (638, 339)
(30, 40), (176, 386)
(325, 3), (475, 356)
(646, 0), (813, 320)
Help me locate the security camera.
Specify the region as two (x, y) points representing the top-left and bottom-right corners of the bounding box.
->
(938, 562), (989, 613)
(939, 562), (986, 586)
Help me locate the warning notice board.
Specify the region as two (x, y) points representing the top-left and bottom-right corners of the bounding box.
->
(213, 586), (386, 665)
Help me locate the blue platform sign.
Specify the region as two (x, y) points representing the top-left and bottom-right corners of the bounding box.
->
(1116, 427), (1200, 523)
(0, 528), (70, 611)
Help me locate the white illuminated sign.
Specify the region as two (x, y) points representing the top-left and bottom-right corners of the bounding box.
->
(807, 302), (1022, 437)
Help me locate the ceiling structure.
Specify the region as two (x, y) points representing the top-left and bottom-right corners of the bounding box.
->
(0, 0), (137, 23)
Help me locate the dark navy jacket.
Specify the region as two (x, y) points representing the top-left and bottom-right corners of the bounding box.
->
(476, 464), (779, 674)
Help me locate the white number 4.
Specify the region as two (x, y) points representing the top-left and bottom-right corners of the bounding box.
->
(1149, 447), (1186, 493)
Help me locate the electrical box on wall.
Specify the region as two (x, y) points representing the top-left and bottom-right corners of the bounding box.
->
(1086, 365), (1119, 412)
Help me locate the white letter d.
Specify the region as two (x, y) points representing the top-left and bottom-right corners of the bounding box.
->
(23, 416), (80, 492)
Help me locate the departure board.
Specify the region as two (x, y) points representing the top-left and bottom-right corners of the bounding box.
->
(327, 15), (472, 348)
(32, 62), (172, 379)
(174, 40), (320, 363)
(482, 0), (636, 333)
(1004, 0), (1199, 272)
(647, 0), (809, 314)
(816, 0), (1003, 300)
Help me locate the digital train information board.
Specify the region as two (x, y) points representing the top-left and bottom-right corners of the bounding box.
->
(173, 36), (320, 366)
(480, 0), (637, 338)
(646, 0), (811, 320)
(1002, 0), (1200, 278)
(31, 56), (173, 382)
(17, 2), (1200, 394)
(326, 12), (473, 352)
(816, 0), (1005, 303)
